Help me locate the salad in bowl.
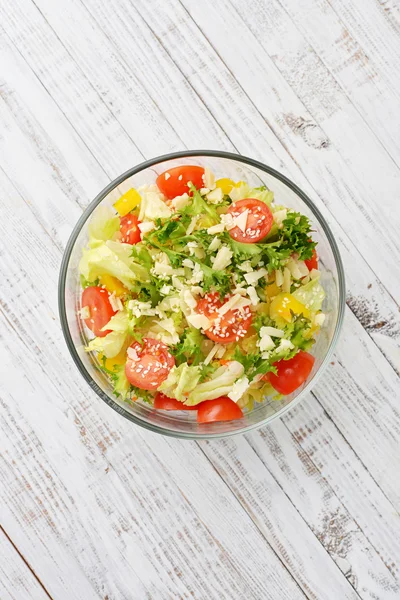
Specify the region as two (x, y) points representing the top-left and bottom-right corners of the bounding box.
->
(78, 162), (326, 425)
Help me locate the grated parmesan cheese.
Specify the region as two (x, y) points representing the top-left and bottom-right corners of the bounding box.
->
(246, 286), (260, 306)
(202, 167), (216, 189)
(208, 237), (222, 252)
(260, 326), (285, 338)
(228, 376), (250, 403)
(220, 213), (235, 230)
(275, 268), (283, 287)
(138, 221), (156, 234)
(244, 268), (268, 286)
(109, 293), (123, 312)
(186, 313), (211, 330)
(186, 216), (199, 235)
(278, 339), (294, 352)
(206, 187), (223, 204)
(203, 344), (221, 365)
(207, 223), (225, 234)
(258, 333), (275, 352)
(171, 193), (190, 210)
(233, 209), (248, 232)
(217, 294), (251, 316)
(213, 246), (233, 271)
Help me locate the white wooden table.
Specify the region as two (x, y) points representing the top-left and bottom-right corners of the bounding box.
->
(1, 1), (400, 598)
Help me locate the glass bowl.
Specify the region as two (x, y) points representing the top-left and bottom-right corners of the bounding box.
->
(59, 151), (345, 439)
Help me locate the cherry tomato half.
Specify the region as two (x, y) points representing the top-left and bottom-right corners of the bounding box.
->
(154, 392), (197, 411)
(305, 247), (318, 271)
(196, 292), (252, 344)
(197, 397), (243, 423)
(120, 214), (141, 245)
(227, 198), (273, 243)
(156, 165), (205, 199)
(81, 286), (117, 338)
(125, 338), (175, 391)
(266, 351), (315, 395)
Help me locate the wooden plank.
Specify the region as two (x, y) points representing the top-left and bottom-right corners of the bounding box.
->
(312, 310), (400, 509)
(282, 394), (400, 580)
(0, 152), (306, 599)
(232, 0), (400, 167)
(200, 431), (400, 599)
(327, 0), (400, 89)
(0, 529), (51, 600)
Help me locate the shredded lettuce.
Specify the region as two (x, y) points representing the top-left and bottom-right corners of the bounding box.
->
(158, 363), (202, 401)
(85, 311), (130, 358)
(79, 241), (149, 289)
(180, 185), (219, 228)
(173, 327), (206, 365)
(88, 206), (119, 247)
(293, 277), (325, 312)
(138, 188), (172, 221)
(185, 361), (244, 405)
(111, 364), (131, 400)
(86, 330), (127, 358)
(230, 184), (273, 205)
(249, 186), (274, 205)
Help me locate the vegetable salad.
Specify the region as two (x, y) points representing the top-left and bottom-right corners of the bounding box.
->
(79, 165), (325, 424)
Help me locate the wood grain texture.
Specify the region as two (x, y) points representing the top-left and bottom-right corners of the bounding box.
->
(1, 0), (400, 598)
(0, 528), (51, 600)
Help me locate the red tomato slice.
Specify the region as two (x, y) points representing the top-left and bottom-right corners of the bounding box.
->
(120, 214), (141, 245)
(197, 397), (243, 423)
(196, 292), (252, 344)
(125, 338), (175, 391)
(154, 392), (197, 411)
(227, 198), (273, 243)
(305, 247), (318, 271)
(81, 286), (116, 338)
(266, 351), (315, 395)
(156, 165), (205, 199)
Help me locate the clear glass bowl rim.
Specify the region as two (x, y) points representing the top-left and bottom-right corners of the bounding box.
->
(58, 150), (346, 440)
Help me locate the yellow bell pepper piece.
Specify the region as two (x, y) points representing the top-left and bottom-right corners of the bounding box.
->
(99, 349), (127, 371)
(266, 274), (281, 299)
(215, 178), (235, 195)
(270, 293), (310, 323)
(234, 180), (247, 187)
(113, 188), (141, 217)
(99, 274), (127, 297)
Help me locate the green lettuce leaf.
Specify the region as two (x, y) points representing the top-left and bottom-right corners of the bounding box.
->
(180, 185), (219, 228)
(88, 206), (119, 247)
(280, 212), (316, 260)
(85, 311), (130, 358)
(79, 241), (149, 289)
(292, 277), (325, 312)
(158, 363), (202, 402)
(173, 327), (206, 366)
(86, 330), (127, 358)
(248, 186), (274, 205)
(110, 364), (131, 400)
(186, 361), (244, 405)
(138, 189), (172, 221)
